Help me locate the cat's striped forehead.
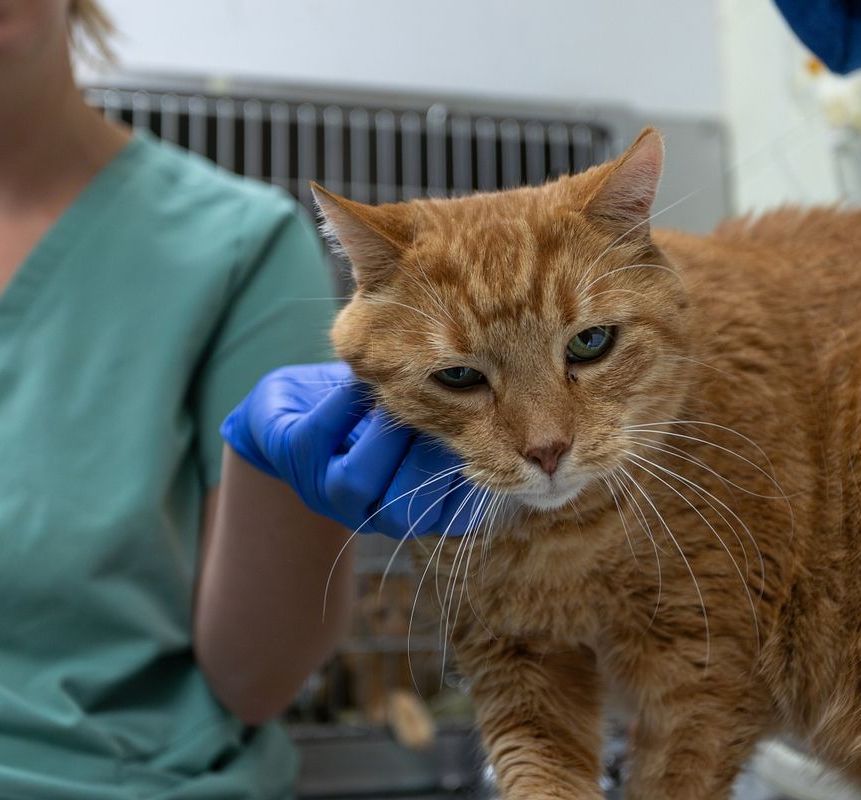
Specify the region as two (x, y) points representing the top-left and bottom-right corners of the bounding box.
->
(401, 193), (644, 333)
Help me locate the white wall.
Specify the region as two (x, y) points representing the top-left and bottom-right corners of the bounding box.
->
(717, 0), (841, 213)
(91, 0), (722, 118)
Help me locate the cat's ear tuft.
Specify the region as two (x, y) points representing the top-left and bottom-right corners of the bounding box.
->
(311, 182), (413, 290)
(582, 127), (664, 237)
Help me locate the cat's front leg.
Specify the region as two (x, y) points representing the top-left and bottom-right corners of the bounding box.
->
(624, 677), (771, 800)
(458, 634), (604, 800)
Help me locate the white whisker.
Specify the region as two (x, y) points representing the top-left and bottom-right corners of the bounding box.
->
(624, 452), (761, 652)
(618, 465), (711, 667)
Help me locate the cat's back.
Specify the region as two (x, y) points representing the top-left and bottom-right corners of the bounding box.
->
(712, 205), (860, 256)
(655, 206), (861, 348)
(670, 206), (861, 306)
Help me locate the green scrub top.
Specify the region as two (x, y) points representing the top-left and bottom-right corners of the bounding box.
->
(0, 131), (335, 798)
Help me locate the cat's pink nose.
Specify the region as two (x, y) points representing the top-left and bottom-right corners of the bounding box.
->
(523, 440), (570, 476)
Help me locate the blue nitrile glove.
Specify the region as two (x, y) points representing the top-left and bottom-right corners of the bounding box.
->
(220, 362), (483, 538)
(775, 0), (861, 74)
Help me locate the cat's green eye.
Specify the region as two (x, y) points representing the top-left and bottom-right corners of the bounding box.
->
(566, 326), (616, 363)
(433, 366), (487, 389)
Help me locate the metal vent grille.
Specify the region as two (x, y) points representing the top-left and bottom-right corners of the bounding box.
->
(84, 87), (616, 212)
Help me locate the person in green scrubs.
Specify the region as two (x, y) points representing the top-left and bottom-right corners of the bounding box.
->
(0, 2), (355, 797)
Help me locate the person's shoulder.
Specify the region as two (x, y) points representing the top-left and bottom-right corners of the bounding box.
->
(130, 131), (302, 235)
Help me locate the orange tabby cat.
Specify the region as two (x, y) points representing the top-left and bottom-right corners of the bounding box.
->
(312, 128), (861, 799)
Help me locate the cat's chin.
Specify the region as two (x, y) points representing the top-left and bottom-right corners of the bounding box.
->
(514, 479), (588, 511)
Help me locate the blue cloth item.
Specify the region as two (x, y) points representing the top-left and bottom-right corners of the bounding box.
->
(774, 0), (861, 73)
(221, 362), (483, 538)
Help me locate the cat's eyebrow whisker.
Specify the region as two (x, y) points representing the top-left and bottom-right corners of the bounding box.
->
(662, 353), (740, 382)
(581, 176), (723, 289)
(586, 287), (649, 302)
(578, 262), (681, 296)
(364, 295), (444, 327)
(618, 464), (711, 668)
(406, 259), (459, 329)
(623, 452), (762, 653)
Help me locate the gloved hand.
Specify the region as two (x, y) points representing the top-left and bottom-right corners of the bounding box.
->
(220, 362), (484, 538)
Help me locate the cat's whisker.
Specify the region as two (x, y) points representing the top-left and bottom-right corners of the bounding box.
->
(456, 486), (506, 643)
(623, 452), (762, 653)
(407, 526), (455, 695)
(602, 476), (640, 567)
(618, 465), (711, 668)
(625, 419), (777, 476)
(321, 528), (362, 624)
(377, 464), (469, 602)
(440, 484), (490, 645)
(431, 477), (482, 607)
(611, 471), (664, 625)
(480, 491), (508, 577)
(627, 434), (785, 501)
(625, 422), (776, 482)
(404, 464), (469, 536)
(431, 482), (487, 677)
(451, 486), (497, 622)
(446, 491), (498, 671)
(624, 422), (796, 526)
(324, 464), (463, 619)
(623, 443), (767, 603)
(406, 471), (485, 696)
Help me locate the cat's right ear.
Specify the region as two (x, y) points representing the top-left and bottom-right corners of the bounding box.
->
(580, 127), (664, 239)
(311, 183), (413, 290)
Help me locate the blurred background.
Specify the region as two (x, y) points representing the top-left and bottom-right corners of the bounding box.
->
(75, 2), (861, 798)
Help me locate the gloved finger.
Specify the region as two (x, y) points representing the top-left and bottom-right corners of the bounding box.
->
(291, 379), (373, 459)
(302, 360), (355, 384)
(346, 410), (414, 477)
(374, 439), (465, 537)
(324, 411), (414, 526)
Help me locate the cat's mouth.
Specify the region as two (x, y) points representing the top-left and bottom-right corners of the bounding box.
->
(512, 476), (590, 511)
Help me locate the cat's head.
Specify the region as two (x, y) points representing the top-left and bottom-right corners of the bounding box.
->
(315, 128), (688, 515)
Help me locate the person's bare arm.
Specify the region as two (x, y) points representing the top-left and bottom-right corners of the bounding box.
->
(194, 445), (354, 725)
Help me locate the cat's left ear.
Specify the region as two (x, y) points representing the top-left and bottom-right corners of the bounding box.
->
(582, 127), (664, 237)
(311, 183), (414, 290)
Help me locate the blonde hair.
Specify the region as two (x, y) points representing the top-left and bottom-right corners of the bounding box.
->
(68, 0), (115, 62)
